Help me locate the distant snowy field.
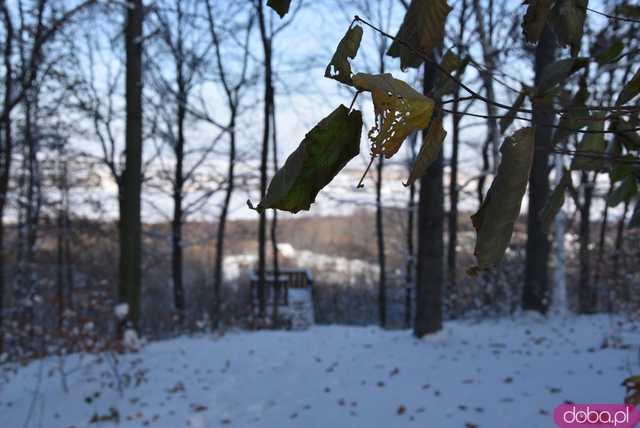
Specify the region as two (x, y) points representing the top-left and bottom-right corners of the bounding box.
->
(2, 314), (639, 428)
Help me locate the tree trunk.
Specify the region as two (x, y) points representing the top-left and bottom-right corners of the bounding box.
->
(473, 0), (499, 204)
(613, 201), (629, 304)
(448, 86), (460, 306)
(405, 133), (417, 329)
(213, 108), (236, 327)
(523, 25), (555, 314)
(415, 61), (443, 337)
(256, 1), (272, 320)
(376, 156), (386, 328)
(172, 65), (187, 326)
(0, 10), (13, 352)
(120, 0), (144, 329)
(271, 103), (280, 326)
(578, 174), (595, 313)
(551, 155), (567, 315)
(172, 111), (185, 325)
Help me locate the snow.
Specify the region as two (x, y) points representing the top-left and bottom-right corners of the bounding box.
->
(1, 315), (638, 428)
(114, 303), (130, 321)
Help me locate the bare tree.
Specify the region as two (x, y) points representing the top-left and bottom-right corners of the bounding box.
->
(120, 0), (144, 329)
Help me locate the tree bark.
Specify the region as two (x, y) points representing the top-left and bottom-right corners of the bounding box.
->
(523, 25), (555, 314)
(120, 0), (144, 329)
(0, 6), (14, 352)
(256, 1), (272, 319)
(271, 103), (280, 326)
(578, 174), (595, 313)
(171, 30), (187, 325)
(415, 61), (443, 337)
(376, 155), (386, 328)
(213, 110), (235, 327)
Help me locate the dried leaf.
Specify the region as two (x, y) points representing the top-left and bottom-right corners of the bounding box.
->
(629, 200), (640, 229)
(614, 5), (640, 19)
(353, 72), (436, 159)
(549, 0), (587, 57)
(325, 25), (363, 86)
(592, 38), (624, 65)
(536, 57), (589, 95)
(267, 0), (291, 18)
(571, 112), (606, 171)
(522, 0), (554, 43)
(500, 91), (528, 134)
(616, 68), (640, 106)
(554, 78), (589, 143)
(538, 168), (572, 231)
(254, 105), (362, 213)
(610, 117), (640, 150)
(405, 116), (446, 186)
(433, 50), (468, 98)
(607, 176), (638, 207)
(387, 0), (453, 69)
(470, 128), (535, 272)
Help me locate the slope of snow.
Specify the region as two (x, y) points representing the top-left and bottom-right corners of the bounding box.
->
(1, 315), (638, 428)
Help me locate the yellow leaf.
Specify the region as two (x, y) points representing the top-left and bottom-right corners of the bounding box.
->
(353, 72), (435, 159)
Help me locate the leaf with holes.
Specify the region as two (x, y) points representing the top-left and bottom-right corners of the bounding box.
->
(387, 0), (452, 69)
(469, 128), (535, 273)
(522, 0), (554, 43)
(325, 25), (363, 86)
(353, 72), (436, 159)
(252, 105), (362, 213)
(405, 116), (446, 186)
(267, 0), (291, 18)
(539, 168), (572, 232)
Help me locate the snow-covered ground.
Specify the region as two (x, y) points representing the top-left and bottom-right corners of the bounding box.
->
(2, 314), (638, 428)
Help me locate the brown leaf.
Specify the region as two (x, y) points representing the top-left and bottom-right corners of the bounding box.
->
(405, 116), (446, 186)
(324, 25), (363, 86)
(522, 0), (554, 43)
(387, 0), (453, 69)
(267, 0), (291, 18)
(538, 168), (572, 232)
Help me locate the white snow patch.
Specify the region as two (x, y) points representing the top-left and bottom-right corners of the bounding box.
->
(114, 303), (129, 320)
(1, 315), (637, 428)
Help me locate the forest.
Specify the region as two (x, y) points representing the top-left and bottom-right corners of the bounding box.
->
(1, 0), (640, 427)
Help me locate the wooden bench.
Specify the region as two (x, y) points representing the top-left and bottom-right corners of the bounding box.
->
(249, 268), (313, 305)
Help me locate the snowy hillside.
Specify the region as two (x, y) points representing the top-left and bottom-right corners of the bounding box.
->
(2, 314), (638, 428)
